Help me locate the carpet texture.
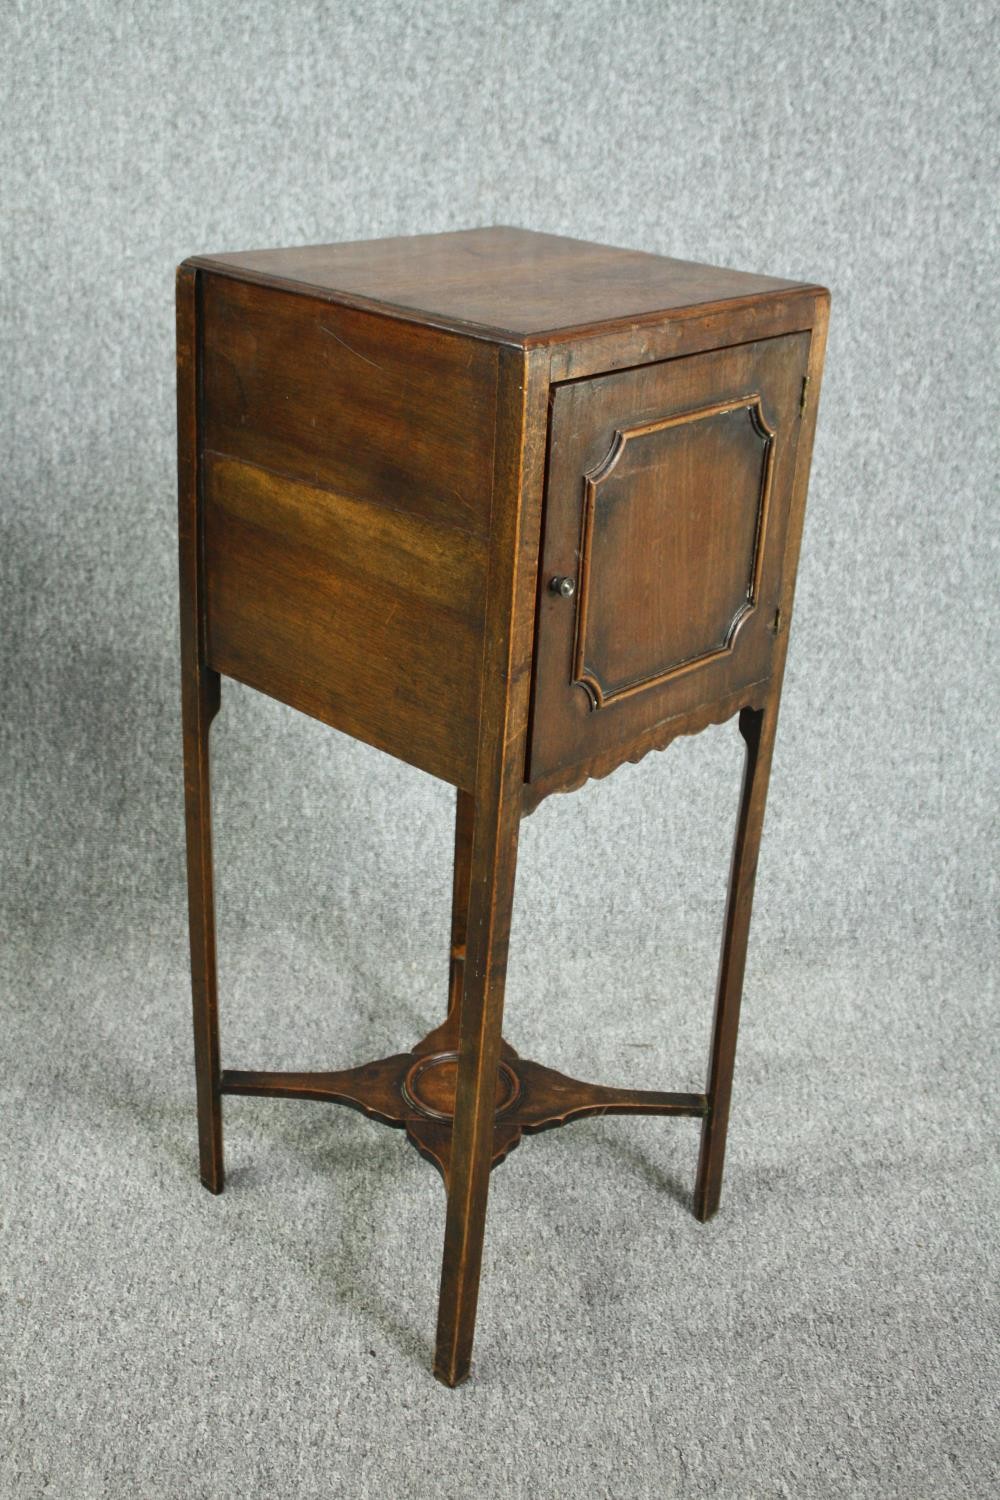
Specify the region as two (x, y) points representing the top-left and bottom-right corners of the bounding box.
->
(1, 2), (997, 1496)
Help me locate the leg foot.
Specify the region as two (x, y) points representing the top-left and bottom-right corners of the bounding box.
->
(433, 1349), (474, 1388)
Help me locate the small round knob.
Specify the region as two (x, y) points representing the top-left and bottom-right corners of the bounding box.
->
(550, 575), (576, 599)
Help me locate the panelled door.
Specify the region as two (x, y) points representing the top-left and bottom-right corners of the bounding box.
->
(528, 333), (812, 783)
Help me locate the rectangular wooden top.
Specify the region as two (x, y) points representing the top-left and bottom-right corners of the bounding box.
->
(185, 226), (824, 347)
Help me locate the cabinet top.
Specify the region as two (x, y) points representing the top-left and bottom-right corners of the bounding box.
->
(184, 226), (824, 347)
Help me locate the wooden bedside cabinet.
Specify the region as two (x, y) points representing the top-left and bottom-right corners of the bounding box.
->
(176, 226), (829, 1385)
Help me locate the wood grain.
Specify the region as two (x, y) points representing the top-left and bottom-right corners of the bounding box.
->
(202, 453), (485, 786)
(572, 395), (775, 706)
(187, 225), (816, 344)
(528, 331), (811, 785)
(201, 272), (498, 535)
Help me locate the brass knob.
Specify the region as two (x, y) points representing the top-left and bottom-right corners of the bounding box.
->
(550, 576), (576, 599)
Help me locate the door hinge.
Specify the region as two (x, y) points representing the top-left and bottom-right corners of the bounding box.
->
(799, 374), (810, 415)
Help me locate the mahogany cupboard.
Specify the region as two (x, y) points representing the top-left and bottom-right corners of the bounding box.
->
(177, 227), (829, 1384)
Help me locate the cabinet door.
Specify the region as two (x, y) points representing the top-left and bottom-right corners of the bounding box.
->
(528, 332), (811, 783)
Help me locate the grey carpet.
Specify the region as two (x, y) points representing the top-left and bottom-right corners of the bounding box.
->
(1, 2), (997, 1496)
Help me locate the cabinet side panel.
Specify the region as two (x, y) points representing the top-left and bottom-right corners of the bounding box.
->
(201, 274), (498, 534)
(199, 274), (498, 786)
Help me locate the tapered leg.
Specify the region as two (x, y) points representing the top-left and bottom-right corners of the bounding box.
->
(446, 788), (475, 1019)
(177, 265), (224, 1195)
(181, 662), (224, 1194)
(433, 783), (522, 1385)
(694, 702), (779, 1222)
(432, 340), (546, 1384)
